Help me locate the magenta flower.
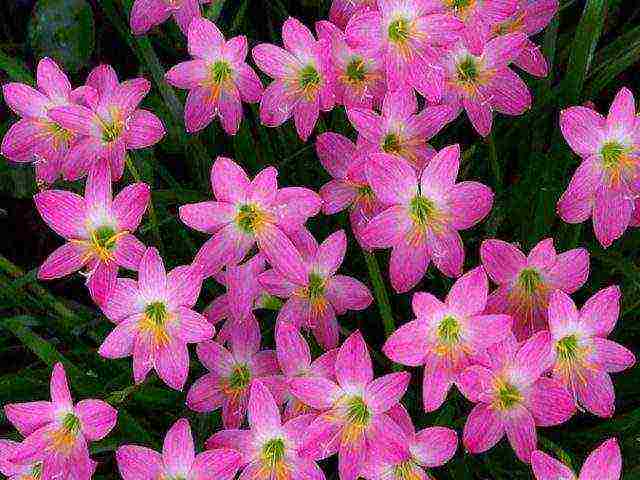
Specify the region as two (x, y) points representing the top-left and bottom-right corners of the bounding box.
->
(116, 418), (241, 480)
(276, 321), (338, 420)
(186, 317), (286, 428)
(1, 57), (88, 184)
(362, 145), (494, 293)
(362, 404), (457, 480)
(48, 64), (165, 181)
(532, 438), (622, 480)
(329, 0), (377, 29)
(458, 332), (575, 463)
(541, 288), (635, 418)
(98, 247), (214, 390)
(0, 440), (42, 480)
(179, 156), (321, 279)
(206, 381), (326, 480)
(384, 267), (512, 411)
(252, 17), (335, 140)
(130, 0), (201, 35)
(480, 237), (589, 340)
(440, 33), (530, 136)
(290, 331), (411, 480)
(558, 87), (640, 247)
(165, 18), (263, 134)
(35, 160), (150, 306)
(259, 229), (373, 349)
(346, 0), (463, 101)
(4, 363), (117, 480)
(347, 89), (454, 170)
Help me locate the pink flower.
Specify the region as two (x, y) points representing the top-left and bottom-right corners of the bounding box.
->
(541, 288), (635, 418)
(532, 438), (622, 480)
(98, 247), (214, 390)
(48, 64), (165, 181)
(252, 17), (335, 140)
(0, 439), (43, 480)
(558, 87), (640, 247)
(290, 331), (411, 480)
(276, 321), (338, 420)
(439, 33), (530, 136)
(116, 418), (241, 480)
(347, 89), (454, 170)
(130, 0), (201, 35)
(4, 363), (117, 480)
(259, 229), (373, 349)
(346, 0), (464, 101)
(179, 156), (321, 279)
(383, 267), (512, 411)
(459, 332), (575, 463)
(361, 404), (457, 480)
(362, 145), (494, 293)
(34, 160), (150, 306)
(206, 381), (326, 480)
(329, 0), (377, 30)
(480, 237), (589, 340)
(1, 57), (88, 184)
(165, 18), (263, 134)
(186, 317), (286, 428)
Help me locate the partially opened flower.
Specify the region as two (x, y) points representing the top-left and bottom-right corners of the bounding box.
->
(179, 156), (321, 279)
(531, 438), (622, 480)
(383, 267), (512, 411)
(1, 57), (87, 184)
(558, 87), (640, 247)
(439, 33), (529, 136)
(259, 229), (373, 349)
(362, 145), (494, 293)
(347, 89), (455, 171)
(346, 0), (464, 101)
(98, 247), (214, 390)
(542, 288), (635, 417)
(116, 418), (241, 480)
(252, 17), (335, 140)
(459, 332), (575, 463)
(0, 439), (44, 480)
(206, 381), (326, 480)
(130, 0), (201, 35)
(35, 159), (150, 306)
(48, 64), (165, 180)
(329, 0), (377, 29)
(186, 316), (286, 428)
(166, 18), (263, 135)
(480, 237), (589, 340)
(290, 331), (411, 480)
(4, 363), (117, 480)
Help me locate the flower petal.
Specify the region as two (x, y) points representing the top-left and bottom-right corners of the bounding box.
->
(75, 399), (118, 441)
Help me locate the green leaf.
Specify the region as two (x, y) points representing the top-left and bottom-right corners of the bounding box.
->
(0, 49), (35, 84)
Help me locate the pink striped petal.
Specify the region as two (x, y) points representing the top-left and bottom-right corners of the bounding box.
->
(366, 153), (418, 205)
(191, 449), (242, 480)
(412, 426), (458, 467)
(389, 239), (430, 293)
(290, 377), (342, 410)
(364, 372), (410, 413)
(188, 17), (224, 59)
(2, 82), (50, 118)
(138, 247), (166, 296)
(99, 318), (137, 359)
(165, 60), (208, 88)
(252, 44), (299, 78)
(113, 234), (146, 271)
(100, 278), (140, 323)
(174, 307), (214, 343)
(179, 201), (235, 234)
(3, 401), (53, 436)
(560, 106), (606, 157)
(235, 64), (263, 103)
(527, 377), (575, 426)
(248, 380), (281, 433)
(504, 406), (537, 463)
(129, 0), (172, 34)
(383, 319), (429, 367)
(325, 274), (372, 313)
(1, 119), (42, 162)
(38, 242), (87, 280)
(579, 438), (621, 480)
(163, 419), (195, 476)
(34, 190), (87, 239)
(576, 369), (615, 418)
(124, 109), (165, 149)
(580, 285), (620, 337)
(116, 445), (163, 480)
(75, 399), (117, 441)
(446, 266), (487, 317)
(276, 321), (311, 376)
(447, 181), (494, 230)
(211, 156), (250, 203)
(197, 340), (235, 374)
(463, 404), (504, 454)
(155, 338), (190, 390)
(480, 239), (526, 284)
(590, 338), (635, 373)
(184, 86), (216, 133)
(557, 158), (600, 223)
(531, 450), (574, 480)
(186, 372), (225, 412)
(336, 330), (373, 389)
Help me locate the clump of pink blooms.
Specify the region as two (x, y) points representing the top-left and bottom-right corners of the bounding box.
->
(1, 1), (636, 478)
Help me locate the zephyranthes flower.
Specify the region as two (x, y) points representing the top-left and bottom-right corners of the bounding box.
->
(130, 0), (201, 35)
(0, 439), (44, 480)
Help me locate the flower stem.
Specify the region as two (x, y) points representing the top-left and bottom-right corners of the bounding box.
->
(362, 250), (395, 337)
(488, 131), (502, 191)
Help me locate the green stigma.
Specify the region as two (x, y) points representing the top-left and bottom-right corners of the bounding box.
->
(62, 413), (81, 434)
(517, 268), (542, 296)
(307, 272), (325, 300)
(346, 396), (370, 426)
(262, 438), (286, 468)
(601, 141), (626, 169)
(229, 364), (251, 390)
(236, 204), (261, 233)
(449, 0), (472, 8)
(457, 56), (479, 83)
(393, 461), (419, 480)
(145, 302), (168, 326)
(437, 315), (461, 345)
(388, 18), (410, 43)
(382, 133), (402, 154)
(299, 65), (321, 90)
(358, 184), (374, 199)
(93, 226), (117, 249)
(31, 462), (43, 480)
(409, 195), (437, 226)
(496, 382), (522, 410)
(345, 57), (367, 83)
(211, 60), (233, 84)
(556, 334), (580, 363)
(101, 120), (123, 143)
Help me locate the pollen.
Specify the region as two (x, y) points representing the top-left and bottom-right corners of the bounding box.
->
(382, 133), (402, 155)
(221, 364), (252, 398)
(409, 194), (438, 227)
(76, 226), (128, 263)
(235, 203), (271, 234)
(48, 413), (81, 455)
(388, 18), (410, 43)
(393, 461), (422, 480)
(298, 65), (321, 100)
(494, 381), (523, 410)
(345, 57), (367, 83)
(259, 438), (290, 480)
(437, 315), (461, 345)
(101, 119), (124, 143)
(517, 268), (543, 297)
(139, 302), (171, 346)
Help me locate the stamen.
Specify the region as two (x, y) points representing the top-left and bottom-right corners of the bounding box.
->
(437, 315), (461, 345)
(345, 57), (367, 84)
(221, 364), (252, 399)
(382, 133), (402, 154)
(298, 65), (321, 100)
(409, 195), (438, 227)
(494, 381), (522, 410)
(235, 203), (271, 234)
(388, 18), (410, 43)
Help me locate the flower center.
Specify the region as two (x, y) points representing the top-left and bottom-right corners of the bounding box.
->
(101, 119), (124, 143)
(388, 18), (410, 43)
(345, 57), (367, 83)
(145, 301), (168, 326)
(30, 463), (43, 480)
(447, 0), (473, 9)
(211, 60), (233, 84)
(298, 65), (321, 97)
(236, 203), (270, 234)
(262, 438), (286, 465)
(556, 334), (580, 363)
(85, 225), (127, 263)
(517, 268), (542, 297)
(228, 364), (251, 391)
(494, 381), (522, 410)
(382, 133), (402, 154)
(261, 438), (288, 478)
(409, 194), (438, 227)
(139, 302), (171, 346)
(393, 461), (421, 480)
(457, 56), (479, 83)
(48, 413), (81, 455)
(307, 272), (325, 300)
(345, 395), (370, 427)
(437, 315), (461, 345)
(46, 121), (74, 147)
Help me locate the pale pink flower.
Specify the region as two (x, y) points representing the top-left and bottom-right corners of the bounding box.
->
(329, 0), (377, 30)
(362, 145), (494, 293)
(346, 0), (464, 101)
(48, 64), (165, 181)
(384, 267), (512, 411)
(34, 159), (150, 306)
(130, 0), (201, 35)
(532, 438), (622, 480)
(179, 156), (321, 279)
(116, 418), (241, 480)
(259, 229), (373, 349)
(558, 87), (640, 247)
(4, 363), (117, 480)
(206, 381), (326, 480)
(541, 288), (635, 417)
(186, 317), (286, 428)
(290, 331), (411, 480)
(458, 332), (575, 463)
(347, 89), (455, 171)
(480, 237), (589, 340)
(439, 33), (530, 136)
(252, 17), (335, 140)
(165, 18), (263, 134)
(98, 247), (214, 390)
(1, 57), (89, 184)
